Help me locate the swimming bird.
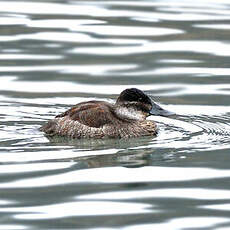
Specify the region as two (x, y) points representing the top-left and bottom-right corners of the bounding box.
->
(40, 88), (174, 139)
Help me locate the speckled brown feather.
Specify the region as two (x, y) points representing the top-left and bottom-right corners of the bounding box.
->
(55, 101), (119, 128)
(40, 99), (158, 139)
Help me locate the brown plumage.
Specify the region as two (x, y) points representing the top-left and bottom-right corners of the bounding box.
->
(56, 101), (115, 128)
(40, 88), (174, 139)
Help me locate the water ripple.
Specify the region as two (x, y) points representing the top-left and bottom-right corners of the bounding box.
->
(1, 0), (230, 229)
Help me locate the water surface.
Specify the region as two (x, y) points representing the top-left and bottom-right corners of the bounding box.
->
(1, 0), (230, 229)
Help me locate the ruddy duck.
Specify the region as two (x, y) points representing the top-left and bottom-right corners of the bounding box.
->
(40, 88), (174, 139)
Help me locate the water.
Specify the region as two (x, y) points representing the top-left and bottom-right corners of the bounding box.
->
(1, 0), (230, 229)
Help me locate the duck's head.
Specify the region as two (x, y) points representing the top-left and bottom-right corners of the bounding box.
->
(115, 88), (174, 120)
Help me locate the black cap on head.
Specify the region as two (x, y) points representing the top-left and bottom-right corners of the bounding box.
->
(116, 88), (152, 105)
(116, 88), (176, 117)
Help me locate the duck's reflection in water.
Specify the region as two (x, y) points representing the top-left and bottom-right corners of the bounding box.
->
(44, 135), (175, 168)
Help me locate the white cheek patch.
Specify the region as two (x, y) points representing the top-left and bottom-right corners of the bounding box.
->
(115, 107), (145, 120)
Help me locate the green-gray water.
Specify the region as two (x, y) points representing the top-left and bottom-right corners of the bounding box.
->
(1, 0), (230, 229)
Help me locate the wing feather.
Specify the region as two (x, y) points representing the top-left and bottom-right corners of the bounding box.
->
(55, 101), (116, 128)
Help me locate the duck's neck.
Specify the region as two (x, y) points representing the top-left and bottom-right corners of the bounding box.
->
(115, 105), (146, 121)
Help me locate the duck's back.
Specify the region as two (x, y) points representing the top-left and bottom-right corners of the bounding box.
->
(40, 101), (117, 138)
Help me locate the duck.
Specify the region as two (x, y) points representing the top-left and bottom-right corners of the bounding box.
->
(40, 88), (174, 139)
